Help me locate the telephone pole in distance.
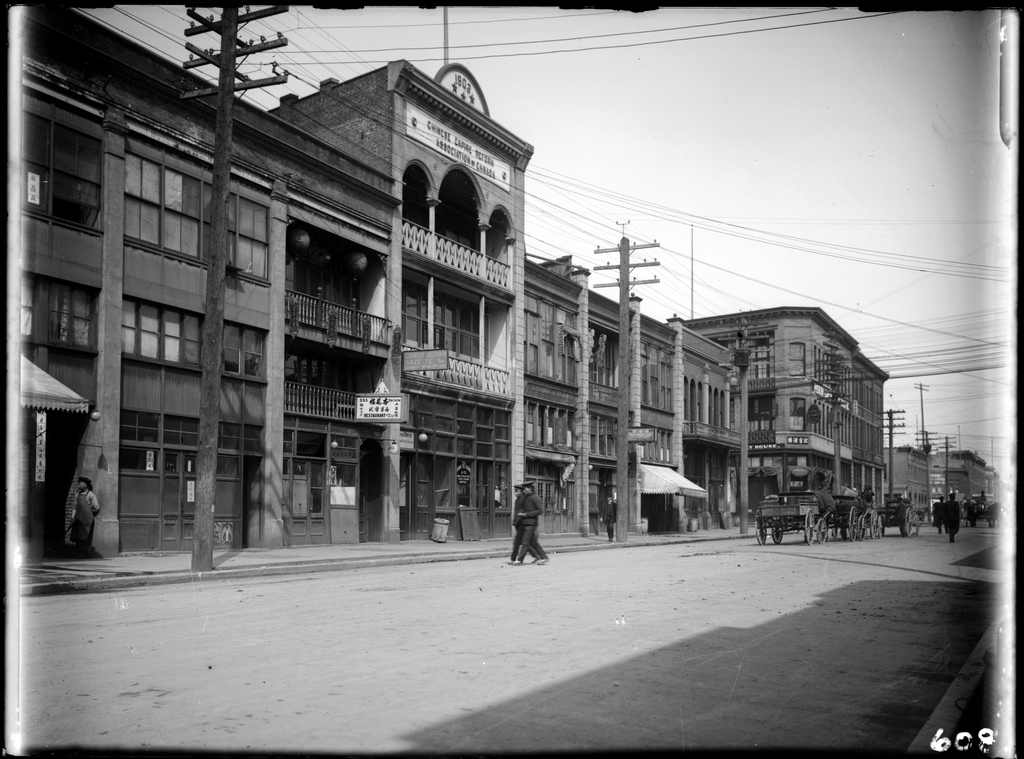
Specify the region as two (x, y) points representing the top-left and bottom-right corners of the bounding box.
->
(594, 232), (659, 543)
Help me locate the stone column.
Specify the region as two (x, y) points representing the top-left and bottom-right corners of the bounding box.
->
(91, 107), (128, 558)
(262, 179), (289, 547)
(667, 317), (687, 532)
(572, 265), (591, 536)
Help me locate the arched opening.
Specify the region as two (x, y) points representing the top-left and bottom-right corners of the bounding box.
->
(402, 164), (430, 227)
(436, 169), (479, 251)
(486, 207), (511, 263)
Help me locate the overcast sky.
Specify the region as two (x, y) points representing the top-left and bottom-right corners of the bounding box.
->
(29, 7), (1017, 481)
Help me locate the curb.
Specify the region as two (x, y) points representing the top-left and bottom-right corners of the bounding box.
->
(20, 532), (750, 596)
(907, 621), (996, 753)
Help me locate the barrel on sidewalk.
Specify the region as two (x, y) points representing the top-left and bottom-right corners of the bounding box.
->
(430, 518), (450, 543)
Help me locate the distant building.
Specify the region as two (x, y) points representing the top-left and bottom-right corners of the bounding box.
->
(883, 446), (930, 512)
(929, 449), (988, 500)
(685, 308), (888, 508)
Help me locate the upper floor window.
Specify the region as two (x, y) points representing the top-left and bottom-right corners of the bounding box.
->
(790, 341), (806, 376)
(224, 323), (265, 379)
(589, 329), (618, 388)
(122, 299), (200, 367)
(22, 277), (96, 350)
(23, 110), (101, 229)
(403, 280), (478, 360)
(750, 334), (773, 380)
(525, 296), (579, 383)
(125, 152), (268, 276)
(789, 397), (806, 432)
(526, 402), (574, 448)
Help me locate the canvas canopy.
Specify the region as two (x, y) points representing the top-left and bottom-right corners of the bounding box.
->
(20, 356), (90, 413)
(639, 464), (708, 499)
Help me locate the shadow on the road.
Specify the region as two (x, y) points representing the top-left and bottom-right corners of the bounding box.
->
(397, 579), (995, 754)
(763, 545), (1005, 583)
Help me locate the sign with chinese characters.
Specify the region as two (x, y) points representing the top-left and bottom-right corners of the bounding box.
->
(355, 394), (408, 423)
(35, 412), (46, 482)
(28, 172), (41, 206)
(786, 436), (809, 445)
(405, 103), (510, 191)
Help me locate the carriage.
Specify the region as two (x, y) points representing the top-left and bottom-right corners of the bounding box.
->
(755, 490), (878, 546)
(754, 492), (819, 545)
(877, 496), (921, 537)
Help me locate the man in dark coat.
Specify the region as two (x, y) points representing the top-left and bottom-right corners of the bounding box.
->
(944, 493), (961, 543)
(932, 495), (946, 534)
(510, 482), (548, 565)
(603, 498), (618, 542)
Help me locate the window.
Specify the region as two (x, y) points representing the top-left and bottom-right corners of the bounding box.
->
(23, 110), (101, 228)
(164, 416), (199, 447)
(121, 410), (160, 443)
(224, 324), (265, 379)
(790, 342), (806, 376)
(21, 281), (33, 337)
(589, 330), (618, 388)
(789, 397), (806, 432)
(433, 291), (479, 359)
(47, 283), (94, 348)
(402, 281), (430, 349)
(122, 299), (201, 367)
(125, 151), (269, 276)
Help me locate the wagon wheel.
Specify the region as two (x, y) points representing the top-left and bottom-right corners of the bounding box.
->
(813, 515), (829, 544)
(848, 507), (860, 541)
(911, 512), (921, 537)
(755, 515), (767, 546)
(771, 524), (784, 544)
(870, 511), (882, 540)
(899, 507), (910, 537)
(804, 511), (815, 545)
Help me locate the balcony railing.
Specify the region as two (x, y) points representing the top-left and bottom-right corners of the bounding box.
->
(411, 356), (510, 396)
(284, 382), (355, 420)
(402, 220), (510, 290)
(748, 429), (776, 447)
(681, 421), (740, 447)
(748, 377), (776, 392)
(285, 292), (390, 348)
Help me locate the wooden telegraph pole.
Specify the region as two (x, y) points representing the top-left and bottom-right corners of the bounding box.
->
(181, 7), (288, 572)
(594, 230), (659, 543)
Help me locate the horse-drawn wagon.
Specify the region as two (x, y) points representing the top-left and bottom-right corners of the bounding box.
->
(878, 496), (920, 537)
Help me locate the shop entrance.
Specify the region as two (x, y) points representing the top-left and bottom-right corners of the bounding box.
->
(160, 451), (196, 551)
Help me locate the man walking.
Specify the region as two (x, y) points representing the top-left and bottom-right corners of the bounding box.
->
(932, 494), (946, 534)
(510, 482), (548, 565)
(944, 492), (961, 543)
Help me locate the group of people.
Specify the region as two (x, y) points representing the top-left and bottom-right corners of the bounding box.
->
(509, 482), (549, 565)
(931, 493), (962, 543)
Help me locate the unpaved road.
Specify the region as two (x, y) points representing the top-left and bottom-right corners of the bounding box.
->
(14, 527), (1005, 754)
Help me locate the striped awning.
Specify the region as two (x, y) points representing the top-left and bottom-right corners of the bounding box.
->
(20, 356), (90, 413)
(640, 464), (708, 499)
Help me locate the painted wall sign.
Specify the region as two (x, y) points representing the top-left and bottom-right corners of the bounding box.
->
(437, 65), (488, 114)
(405, 103), (510, 191)
(402, 349), (451, 372)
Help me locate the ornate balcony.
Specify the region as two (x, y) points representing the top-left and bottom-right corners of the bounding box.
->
(284, 382), (355, 420)
(285, 291), (390, 349)
(402, 220), (511, 290)
(681, 421), (740, 447)
(409, 356), (510, 396)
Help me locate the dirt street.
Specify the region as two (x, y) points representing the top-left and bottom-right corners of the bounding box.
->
(14, 528), (1004, 754)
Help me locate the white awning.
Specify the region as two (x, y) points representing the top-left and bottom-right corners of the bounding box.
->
(640, 463), (708, 499)
(525, 447), (576, 465)
(20, 356), (90, 413)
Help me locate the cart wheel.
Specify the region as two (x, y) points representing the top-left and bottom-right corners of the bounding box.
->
(871, 513), (882, 540)
(814, 516), (828, 544)
(911, 513), (921, 537)
(772, 524), (784, 544)
(899, 511), (910, 537)
(756, 521), (767, 546)
(848, 508), (859, 541)
(804, 512), (815, 545)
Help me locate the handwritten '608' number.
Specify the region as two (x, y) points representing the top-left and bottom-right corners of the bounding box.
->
(931, 728), (997, 753)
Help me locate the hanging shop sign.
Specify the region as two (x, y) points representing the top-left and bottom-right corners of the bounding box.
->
(627, 427), (656, 443)
(355, 394), (409, 423)
(405, 103), (510, 191)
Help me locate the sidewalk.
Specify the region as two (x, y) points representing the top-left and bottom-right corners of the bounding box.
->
(17, 526), (749, 596)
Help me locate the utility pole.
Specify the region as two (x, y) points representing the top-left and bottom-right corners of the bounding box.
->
(886, 408), (905, 497)
(824, 331), (845, 493)
(181, 6), (288, 572)
(594, 229), (659, 543)
(944, 436), (950, 498)
(914, 383), (931, 455)
(734, 324), (750, 534)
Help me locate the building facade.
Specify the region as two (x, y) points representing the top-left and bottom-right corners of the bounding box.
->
(684, 308), (888, 509)
(17, 6), (399, 556)
(883, 445), (930, 512)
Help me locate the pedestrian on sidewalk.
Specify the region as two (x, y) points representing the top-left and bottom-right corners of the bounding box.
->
(944, 493), (961, 543)
(932, 494), (946, 534)
(510, 482), (548, 565)
(603, 498), (618, 542)
(69, 476), (101, 558)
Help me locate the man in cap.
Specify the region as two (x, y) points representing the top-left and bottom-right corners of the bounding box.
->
(509, 482), (548, 565)
(944, 492), (961, 543)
